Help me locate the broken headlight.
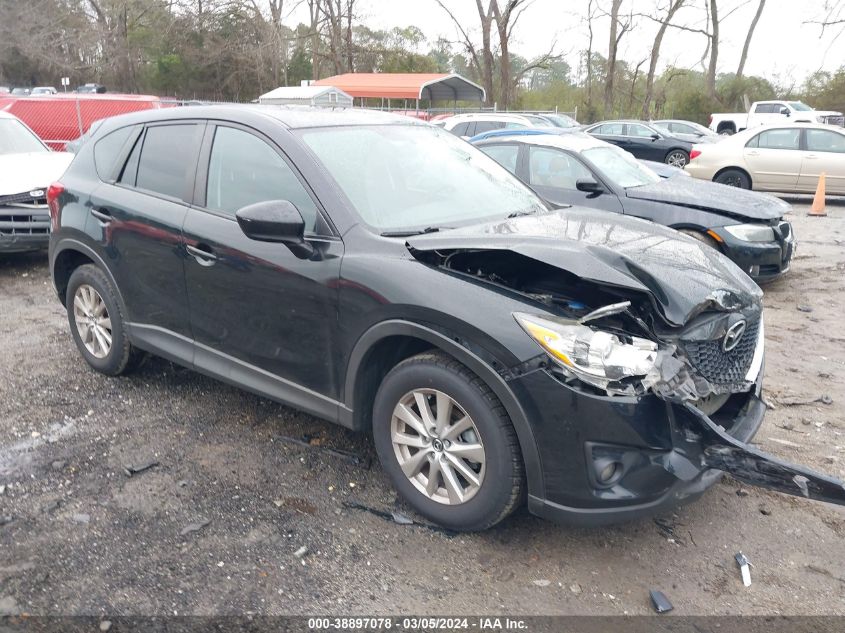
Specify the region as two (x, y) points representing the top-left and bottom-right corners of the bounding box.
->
(514, 312), (658, 393)
(722, 223), (775, 242)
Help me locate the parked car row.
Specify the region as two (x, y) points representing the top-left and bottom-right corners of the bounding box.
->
(40, 104), (845, 534)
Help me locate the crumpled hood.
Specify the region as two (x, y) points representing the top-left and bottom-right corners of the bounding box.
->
(625, 176), (789, 221)
(0, 152), (73, 197)
(407, 208), (762, 327)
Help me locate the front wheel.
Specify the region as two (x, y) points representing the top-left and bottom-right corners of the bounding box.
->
(372, 352), (525, 531)
(714, 169), (751, 189)
(665, 149), (689, 168)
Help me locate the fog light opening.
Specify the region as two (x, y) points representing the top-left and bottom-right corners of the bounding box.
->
(594, 459), (624, 486)
(749, 265), (760, 277)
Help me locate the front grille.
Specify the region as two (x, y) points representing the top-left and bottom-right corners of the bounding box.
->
(0, 190), (47, 207)
(822, 115), (845, 127)
(0, 210), (50, 236)
(682, 317), (759, 390)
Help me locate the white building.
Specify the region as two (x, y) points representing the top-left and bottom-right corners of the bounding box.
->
(257, 85), (353, 107)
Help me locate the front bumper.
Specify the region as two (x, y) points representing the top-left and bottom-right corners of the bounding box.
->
(714, 221), (795, 283)
(513, 367), (766, 526)
(0, 207), (50, 253)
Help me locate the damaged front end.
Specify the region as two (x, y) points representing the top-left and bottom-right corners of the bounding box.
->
(407, 224), (845, 511)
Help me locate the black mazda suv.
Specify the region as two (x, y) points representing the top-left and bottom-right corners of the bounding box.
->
(47, 106), (845, 530)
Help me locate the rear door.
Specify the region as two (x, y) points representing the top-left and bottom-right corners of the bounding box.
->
(87, 121), (203, 341)
(182, 122), (343, 409)
(798, 128), (845, 195)
(587, 123), (626, 150)
(743, 128), (802, 191)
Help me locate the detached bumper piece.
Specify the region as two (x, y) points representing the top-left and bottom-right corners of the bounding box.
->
(682, 404), (845, 506)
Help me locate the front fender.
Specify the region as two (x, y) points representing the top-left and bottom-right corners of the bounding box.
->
(342, 319), (544, 501)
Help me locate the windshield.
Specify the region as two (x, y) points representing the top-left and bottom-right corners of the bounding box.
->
(788, 101), (813, 111)
(0, 119), (48, 155)
(544, 114), (578, 128)
(300, 125), (546, 232)
(583, 146), (661, 188)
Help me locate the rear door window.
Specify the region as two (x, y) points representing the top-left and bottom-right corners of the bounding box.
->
(450, 122), (471, 137)
(479, 144), (520, 174)
(474, 121), (505, 134)
(754, 103), (774, 113)
(593, 123), (624, 135)
(205, 125), (320, 232)
(751, 128), (801, 150)
(121, 124), (199, 200)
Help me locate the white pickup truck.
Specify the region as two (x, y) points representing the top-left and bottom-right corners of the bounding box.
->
(709, 100), (844, 135)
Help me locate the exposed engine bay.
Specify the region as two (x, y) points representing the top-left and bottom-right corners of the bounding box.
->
(408, 245), (845, 509)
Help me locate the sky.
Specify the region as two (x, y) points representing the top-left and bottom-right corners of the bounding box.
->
(291, 0), (845, 89)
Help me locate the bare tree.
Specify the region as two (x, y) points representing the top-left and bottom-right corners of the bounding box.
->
(705, 0), (719, 100)
(641, 0), (686, 119)
(603, 0), (631, 116)
(433, 0), (495, 105)
(736, 0), (766, 79)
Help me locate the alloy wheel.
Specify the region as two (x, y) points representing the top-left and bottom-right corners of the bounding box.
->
(667, 151), (688, 168)
(72, 284), (113, 359)
(390, 388), (486, 505)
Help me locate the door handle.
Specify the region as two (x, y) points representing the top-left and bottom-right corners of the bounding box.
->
(805, 154), (818, 159)
(746, 150), (759, 156)
(186, 244), (218, 266)
(90, 208), (112, 223)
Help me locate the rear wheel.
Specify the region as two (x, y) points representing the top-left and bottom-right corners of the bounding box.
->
(714, 169), (751, 189)
(665, 149), (689, 168)
(66, 265), (138, 376)
(372, 352), (524, 531)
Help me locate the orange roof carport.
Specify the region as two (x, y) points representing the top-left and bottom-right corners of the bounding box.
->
(312, 73), (486, 102)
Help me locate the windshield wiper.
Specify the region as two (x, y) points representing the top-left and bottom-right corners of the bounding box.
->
(380, 226), (451, 237)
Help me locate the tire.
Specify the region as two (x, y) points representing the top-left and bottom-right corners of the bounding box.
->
(714, 169), (751, 189)
(665, 149), (689, 168)
(372, 351), (525, 531)
(66, 264), (138, 376)
(678, 228), (719, 250)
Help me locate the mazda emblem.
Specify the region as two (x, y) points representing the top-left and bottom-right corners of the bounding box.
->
(722, 320), (747, 352)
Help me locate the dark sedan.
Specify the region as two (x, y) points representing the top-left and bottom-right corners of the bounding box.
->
(473, 131), (794, 283)
(585, 119), (693, 167)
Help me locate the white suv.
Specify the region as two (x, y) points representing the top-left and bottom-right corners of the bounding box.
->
(438, 113), (554, 139)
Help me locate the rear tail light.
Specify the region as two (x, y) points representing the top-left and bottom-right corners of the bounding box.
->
(690, 149), (701, 160)
(46, 182), (65, 231)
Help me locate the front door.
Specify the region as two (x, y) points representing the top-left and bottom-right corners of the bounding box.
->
(743, 128), (802, 191)
(525, 145), (623, 213)
(182, 124), (343, 409)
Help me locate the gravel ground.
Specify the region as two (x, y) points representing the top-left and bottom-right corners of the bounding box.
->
(1, 199), (844, 617)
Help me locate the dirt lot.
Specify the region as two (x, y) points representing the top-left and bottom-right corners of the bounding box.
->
(1, 199), (845, 617)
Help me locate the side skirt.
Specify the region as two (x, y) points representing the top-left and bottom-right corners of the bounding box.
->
(127, 323), (349, 426)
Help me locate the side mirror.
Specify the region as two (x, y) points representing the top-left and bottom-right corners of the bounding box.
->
(235, 200), (314, 259)
(650, 133), (661, 141)
(780, 108), (790, 116)
(576, 178), (604, 195)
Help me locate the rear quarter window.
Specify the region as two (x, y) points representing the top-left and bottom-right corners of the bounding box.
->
(93, 125), (137, 181)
